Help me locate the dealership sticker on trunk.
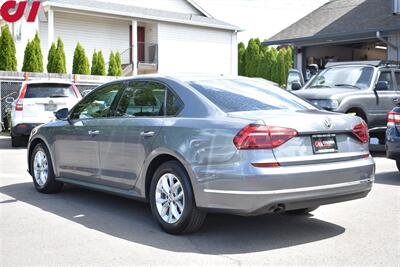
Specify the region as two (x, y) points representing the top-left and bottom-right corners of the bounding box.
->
(311, 134), (338, 154)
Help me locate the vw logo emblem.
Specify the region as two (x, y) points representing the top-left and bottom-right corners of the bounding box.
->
(324, 118), (333, 129)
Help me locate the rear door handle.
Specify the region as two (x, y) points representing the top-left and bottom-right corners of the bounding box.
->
(140, 131), (155, 137)
(88, 130), (100, 136)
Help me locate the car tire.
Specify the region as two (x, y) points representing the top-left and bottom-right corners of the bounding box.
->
(30, 143), (63, 194)
(396, 160), (400, 173)
(11, 135), (26, 147)
(286, 206), (319, 215)
(149, 160), (206, 235)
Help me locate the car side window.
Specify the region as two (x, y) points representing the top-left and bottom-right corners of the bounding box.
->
(115, 81), (166, 117)
(70, 83), (123, 120)
(395, 72), (400, 91)
(378, 71), (394, 90)
(166, 90), (184, 116)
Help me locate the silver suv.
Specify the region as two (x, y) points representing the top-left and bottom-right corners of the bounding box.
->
(292, 61), (400, 148)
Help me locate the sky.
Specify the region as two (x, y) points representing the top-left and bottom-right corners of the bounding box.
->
(195, 0), (329, 44)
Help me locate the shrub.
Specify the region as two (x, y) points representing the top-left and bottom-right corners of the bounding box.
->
(32, 33), (43, 72)
(53, 37), (67, 74)
(90, 49), (98, 75)
(0, 25), (17, 71)
(115, 51), (123, 76)
(72, 42), (90, 75)
(47, 42), (57, 73)
(107, 51), (117, 76)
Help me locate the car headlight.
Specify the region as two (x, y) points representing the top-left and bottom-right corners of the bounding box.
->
(311, 99), (339, 110)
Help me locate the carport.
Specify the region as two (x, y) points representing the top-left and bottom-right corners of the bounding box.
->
(263, 0), (400, 74)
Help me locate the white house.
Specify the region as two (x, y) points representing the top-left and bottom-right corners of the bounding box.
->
(2, 0), (240, 75)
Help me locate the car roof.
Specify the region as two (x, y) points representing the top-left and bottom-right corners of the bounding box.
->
(109, 73), (264, 84)
(24, 79), (73, 85)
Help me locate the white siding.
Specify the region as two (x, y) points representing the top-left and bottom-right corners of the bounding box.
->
(95, 0), (201, 15)
(53, 12), (131, 73)
(158, 22), (235, 75)
(39, 21), (49, 69)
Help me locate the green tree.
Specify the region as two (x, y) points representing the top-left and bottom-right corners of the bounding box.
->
(53, 37), (67, 74)
(97, 51), (106, 76)
(32, 32), (43, 72)
(72, 42), (90, 75)
(22, 40), (39, 72)
(0, 25), (17, 71)
(269, 47), (279, 84)
(238, 42), (246, 76)
(47, 42), (57, 73)
(244, 38), (261, 77)
(108, 51), (117, 76)
(90, 49), (98, 75)
(115, 51), (123, 76)
(277, 49), (287, 86)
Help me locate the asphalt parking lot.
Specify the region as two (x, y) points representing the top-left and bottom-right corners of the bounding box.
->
(0, 134), (399, 266)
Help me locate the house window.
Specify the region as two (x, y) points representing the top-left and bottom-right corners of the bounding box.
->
(13, 21), (22, 42)
(394, 0), (400, 14)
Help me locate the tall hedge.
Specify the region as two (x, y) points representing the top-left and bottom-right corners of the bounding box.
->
(0, 25), (17, 71)
(22, 33), (44, 73)
(239, 40), (293, 87)
(238, 42), (246, 76)
(72, 42), (90, 75)
(244, 39), (261, 77)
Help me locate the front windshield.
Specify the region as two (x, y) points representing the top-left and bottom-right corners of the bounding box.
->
(308, 66), (374, 90)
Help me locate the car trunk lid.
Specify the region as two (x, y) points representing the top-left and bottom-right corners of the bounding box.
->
(229, 109), (369, 165)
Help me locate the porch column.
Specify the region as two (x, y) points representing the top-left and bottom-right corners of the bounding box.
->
(47, 8), (54, 49)
(131, 20), (138, 75)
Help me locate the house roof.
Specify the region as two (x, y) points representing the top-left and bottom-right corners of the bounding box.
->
(43, 0), (241, 31)
(263, 0), (400, 46)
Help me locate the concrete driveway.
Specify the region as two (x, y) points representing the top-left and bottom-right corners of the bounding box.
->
(0, 135), (399, 266)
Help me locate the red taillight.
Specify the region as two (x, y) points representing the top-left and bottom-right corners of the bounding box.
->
(352, 122), (369, 144)
(387, 111), (400, 124)
(15, 99), (23, 111)
(15, 84), (27, 111)
(251, 162), (280, 168)
(234, 124), (298, 150)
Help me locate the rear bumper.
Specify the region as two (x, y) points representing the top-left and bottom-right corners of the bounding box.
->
(386, 127), (400, 160)
(11, 123), (41, 137)
(195, 157), (375, 215)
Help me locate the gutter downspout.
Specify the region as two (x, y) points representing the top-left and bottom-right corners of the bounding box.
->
(376, 31), (399, 61)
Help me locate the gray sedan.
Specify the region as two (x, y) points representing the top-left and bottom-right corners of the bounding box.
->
(27, 76), (375, 234)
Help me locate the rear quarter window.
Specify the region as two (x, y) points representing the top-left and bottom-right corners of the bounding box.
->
(25, 84), (76, 98)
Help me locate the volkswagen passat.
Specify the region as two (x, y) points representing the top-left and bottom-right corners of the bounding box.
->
(27, 76), (375, 234)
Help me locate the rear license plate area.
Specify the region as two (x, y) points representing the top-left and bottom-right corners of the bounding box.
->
(311, 134), (338, 154)
(44, 104), (57, 111)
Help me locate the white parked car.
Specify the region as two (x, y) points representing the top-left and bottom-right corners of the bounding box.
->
(9, 80), (82, 147)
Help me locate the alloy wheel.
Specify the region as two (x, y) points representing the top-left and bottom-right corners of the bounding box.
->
(33, 150), (49, 187)
(155, 173), (185, 224)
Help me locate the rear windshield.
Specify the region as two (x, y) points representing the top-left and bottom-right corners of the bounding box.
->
(25, 84), (76, 98)
(189, 79), (314, 113)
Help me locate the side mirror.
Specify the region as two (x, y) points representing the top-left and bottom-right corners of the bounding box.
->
(291, 81), (302, 91)
(54, 108), (69, 120)
(375, 81), (389, 91)
(5, 97), (15, 104)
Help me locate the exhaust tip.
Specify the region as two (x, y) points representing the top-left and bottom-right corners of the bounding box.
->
(270, 204), (286, 213)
